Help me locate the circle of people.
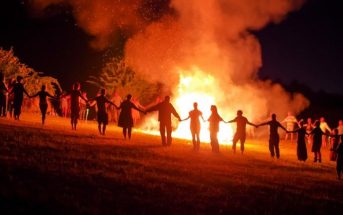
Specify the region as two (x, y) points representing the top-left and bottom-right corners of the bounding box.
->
(1, 76), (343, 180)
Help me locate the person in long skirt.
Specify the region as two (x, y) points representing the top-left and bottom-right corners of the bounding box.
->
(117, 94), (145, 140)
(288, 120), (308, 161)
(208, 105), (225, 153)
(30, 85), (55, 125)
(182, 102), (205, 151)
(311, 121), (324, 163)
(335, 140), (343, 180)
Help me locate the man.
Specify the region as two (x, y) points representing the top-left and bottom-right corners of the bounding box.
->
(9, 76), (30, 120)
(257, 114), (287, 159)
(282, 112), (298, 142)
(146, 96), (181, 146)
(319, 117), (331, 147)
(227, 110), (256, 154)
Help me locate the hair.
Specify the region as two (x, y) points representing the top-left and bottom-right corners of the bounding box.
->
(16, 76), (23, 82)
(164, 96), (170, 102)
(271, 113), (276, 120)
(127, 94), (132, 100)
(41, 85), (46, 91)
(210, 105), (218, 114)
(237, 110), (243, 116)
(193, 102), (198, 108)
(100, 88), (106, 95)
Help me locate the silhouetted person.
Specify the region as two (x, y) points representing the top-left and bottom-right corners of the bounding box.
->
(310, 121), (324, 163)
(208, 105), (225, 153)
(63, 83), (88, 130)
(329, 129), (340, 161)
(118, 94), (145, 140)
(89, 89), (117, 135)
(30, 85), (54, 125)
(182, 102), (205, 151)
(336, 140), (343, 180)
(282, 112), (298, 142)
(227, 110), (256, 154)
(9, 76), (29, 120)
(257, 114), (287, 159)
(0, 72), (8, 117)
(288, 120), (308, 161)
(146, 96), (181, 146)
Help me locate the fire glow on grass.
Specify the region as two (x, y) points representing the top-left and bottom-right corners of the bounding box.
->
(141, 67), (235, 145)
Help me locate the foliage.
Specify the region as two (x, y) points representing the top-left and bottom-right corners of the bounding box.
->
(87, 57), (162, 104)
(0, 47), (60, 95)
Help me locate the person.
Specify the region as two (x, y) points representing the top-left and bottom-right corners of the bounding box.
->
(288, 120), (308, 161)
(110, 90), (122, 122)
(227, 110), (256, 154)
(257, 114), (287, 159)
(337, 120), (343, 135)
(117, 94), (145, 140)
(0, 72), (8, 117)
(335, 139), (343, 180)
(6, 79), (15, 118)
(89, 89), (118, 135)
(146, 96), (181, 146)
(310, 121), (324, 163)
(329, 129), (340, 161)
(182, 102), (205, 151)
(208, 105), (225, 153)
(304, 117), (315, 145)
(131, 96), (145, 125)
(319, 117), (331, 147)
(9, 76), (30, 120)
(282, 112), (298, 142)
(61, 91), (68, 117)
(30, 85), (55, 125)
(80, 92), (89, 121)
(63, 83), (88, 130)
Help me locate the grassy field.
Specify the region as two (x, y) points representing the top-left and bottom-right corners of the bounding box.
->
(1, 114), (343, 215)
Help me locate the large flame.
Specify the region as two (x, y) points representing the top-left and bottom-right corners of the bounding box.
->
(141, 67), (234, 145)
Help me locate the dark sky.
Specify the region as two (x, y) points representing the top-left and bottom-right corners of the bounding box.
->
(0, 0), (342, 94)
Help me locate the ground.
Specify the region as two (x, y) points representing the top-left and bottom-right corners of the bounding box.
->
(1, 113), (343, 215)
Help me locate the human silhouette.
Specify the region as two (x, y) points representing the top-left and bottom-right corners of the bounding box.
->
(304, 117), (315, 145)
(319, 117), (331, 147)
(9, 76), (30, 120)
(117, 94), (145, 140)
(63, 83), (88, 130)
(257, 114), (287, 159)
(310, 121), (324, 163)
(227, 110), (256, 154)
(30, 85), (55, 125)
(335, 140), (343, 180)
(288, 120), (308, 161)
(208, 105), (225, 153)
(89, 89), (118, 135)
(182, 102), (205, 151)
(282, 112), (298, 142)
(329, 129), (340, 161)
(0, 72), (8, 117)
(146, 96), (181, 146)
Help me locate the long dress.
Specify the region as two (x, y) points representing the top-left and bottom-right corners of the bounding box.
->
(297, 128), (308, 161)
(118, 100), (139, 128)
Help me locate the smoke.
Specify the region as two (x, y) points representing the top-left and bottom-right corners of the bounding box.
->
(30, 0), (309, 121)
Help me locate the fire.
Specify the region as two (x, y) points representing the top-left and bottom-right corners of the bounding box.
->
(141, 67), (235, 145)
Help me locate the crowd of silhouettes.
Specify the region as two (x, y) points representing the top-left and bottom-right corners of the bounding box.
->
(1, 76), (343, 180)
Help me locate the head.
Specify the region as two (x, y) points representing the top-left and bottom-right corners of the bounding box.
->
(271, 113), (276, 121)
(237, 110), (243, 116)
(287, 111), (292, 116)
(339, 120), (343, 126)
(164, 96), (170, 103)
(41, 85), (46, 91)
(126, 94), (132, 101)
(210, 105), (217, 114)
(100, 89), (106, 96)
(193, 102), (198, 109)
(307, 117), (312, 123)
(320, 117), (325, 122)
(16, 76), (23, 83)
(73, 82), (80, 90)
(315, 121), (320, 127)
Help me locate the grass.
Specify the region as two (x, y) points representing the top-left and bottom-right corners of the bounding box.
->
(1, 113), (343, 214)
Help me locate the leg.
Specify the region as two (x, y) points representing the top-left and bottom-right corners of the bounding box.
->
(128, 127), (132, 139)
(232, 133), (239, 153)
(98, 123), (102, 134)
(269, 140), (275, 158)
(318, 150), (322, 163)
(191, 131), (196, 150)
(195, 132), (200, 151)
(102, 124), (106, 135)
(275, 142), (280, 159)
(240, 135), (246, 154)
(166, 124), (172, 146)
(159, 123), (166, 145)
(123, 127), (127, 139)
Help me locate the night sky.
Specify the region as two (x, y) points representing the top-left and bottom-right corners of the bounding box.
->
(0, 0), (342, 94)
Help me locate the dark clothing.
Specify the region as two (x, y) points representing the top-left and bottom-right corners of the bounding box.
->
(336, 143), (343, 178)
(39, 103), (48, 117)
(94, 95), (111, 125)
(296, 128), (308, 161)
(118, 100), (141, 128)
(70, 90), (83, 120)
(147, 101), (180, 146)
(311, 127), (323, 152)
(260, 120), (284, 158)
(0, 81), (7, 116)
(208, 113), (223, 153)
(330, 135), (340, 161)
(233, 133), (246, 152)
(35, 91), (53, 105)
(231, 116), (251, 152)
(12, 83), (27, 118)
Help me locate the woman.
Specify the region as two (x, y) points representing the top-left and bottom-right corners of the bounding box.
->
(30, 85), (55, 125)
(118, 94), (145, 140)
(208, 105), (224, 153)
(288, 120), (308, 161)
(311, 121), (324, 163)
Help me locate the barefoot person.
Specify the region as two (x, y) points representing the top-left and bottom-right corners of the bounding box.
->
(288, 120), (308, 161)
(63, 83), (88, 130)
(182, 102), (205, 151)
(208, 105), (225, 153)
(117, 94), (145, 140)
(30, 85), (55, 125)
(89, 89), (118, 135)
(9, 76), (30, 120)
(227, 110), (256, 154)
(257, 114), (287, 159)
(146, 96), (181, 146)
